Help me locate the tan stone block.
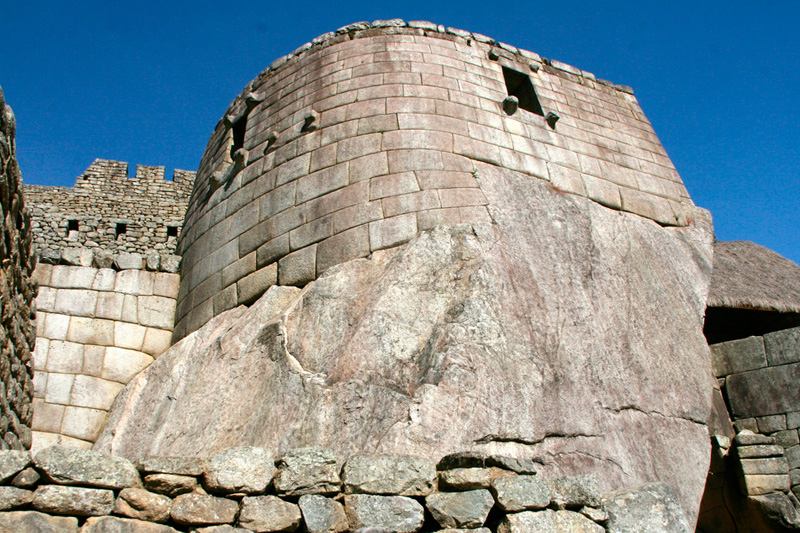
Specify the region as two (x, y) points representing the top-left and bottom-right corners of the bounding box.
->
(71, 375), (124, 410)
(740, 457), (790, 476)
(31, 431), (59, 456)
(337, 133), (382, 162)
(382, 191), (441, 217)
(397, 113), (469, 136)
(95, 292), (124, 321)
(121, 294), (138, 323)
(114, 322), (147, 351)
(142, 328), (173, 358)
(382, 129), (453, 152)
(238, 264), (278, 305)
(102, 347), (154, 384)
(276, 152), (311, 186)
(60, 406), (108, 442)
(357, 114), (399, 135)
(387, 149), (444, 173)
(36, 311), (46, 337)
(317, 225), (371, 276)
(739, 473), (791, 496)
(213, 284), (238, 315)
(66, 316), (114, 346)
(83, 345), (106, 377)
(619, 186), (677, 226)
(278, 245), (317, 287)
(44, 373), (75, 405)
(348, 152), (389, 183)
(32, 263), (53, 286)
(46, 340), (84, 373)
(33, 372), (47, 399)
(369, 213), (418, 251)
(582, 175), (622, 210)
(290, 217), (334, 250)
(386, 97), (435, 114)
(332, 201), (384, 234)
(50, 265), (97, 289)
(91, 268), (117, 291)
(138, 296), (176, 329)
(305, 181), (369, 222)
(153, 273), (180, 299)
(310, 142), (338, 173)
(296, 162), (349, 204)
(257, 235), (290, 269)
(345, 99), (386, 121)
(54, 289), (98, 317)
(32, 338), (49, 371)
(36, 286), (57, 312)
(115, 270), (155, 296)
(439, 188), (488, 208)
(549, 165), (587, 197)
(416, 170), (478, 190)
(370, 172), (419, 200)
(32, 400), (65, 433)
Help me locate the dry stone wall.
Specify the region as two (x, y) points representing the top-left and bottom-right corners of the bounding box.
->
(0, 85), (36, 451)
(0, 445), (690, 532)
(25, 159), (195, 257)
(30, 252), (180, 453)
(174, 20), (694, 339)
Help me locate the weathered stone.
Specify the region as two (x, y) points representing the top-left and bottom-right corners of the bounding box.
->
(137, 456), (206, 476)
(0, 486), (33, 510)
(739, 473), (791, 495)
(113, 487), (171, 522)
(170, 493), (238, 525)
(0, 510), (78, 532)
(602, 482), (690, 533)
(343, 455), (435, 496)
(425, 490), (494, 528)
(764, 326), (800, 366)
(344, 494), (424, 533)
(727, 363), (800, 418)
(11, 467), (40, 488)
(736, 444), (785, 458)
(0, 450), (31, 483)
(498, 509), (604, 533)
(32, 485), (114, 516)
(550, 474), (602, 508)
(274, 448), (340, 496)
(239, 495), (302, 532)
(709, 336), (767, 377)
(194, 527), (254, 533)
(144, 473), (198, 497)
(580, 505), (609, 522)
(438, 468), (491, 490)
(115, 253), (144, 270)
(161, 255), (182, 273)
(739, 456), (789, 476)
(440, 529), (491, 533)
(734, 430), (774, 446)
(486, 456), (538, 474)
(204, 447), (274, 494)
(491, 475), (552, 511)
(436, 452), (486, 471)
(34, 446), (140, 489)
(298, 494), (348, 533)
(82, 516), (180, 532)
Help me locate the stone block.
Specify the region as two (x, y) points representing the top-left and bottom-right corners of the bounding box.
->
(116, 269), (155, 296)
(774, 429), (799, 448)
(95, 292), (124, 321)
(348, 152), (389, 183)
(61, 248), (94, 267)
(0, 510), (78, 531)
(46, 340), (84, 373)
(382, 190), (440, 217)
(278, 245), (317, 287)
(710, 336), (767, 377)
(274, 448), (341, 496)
(60, 406), (107, 442)
(144, 473), (198, 497)
(499, 509), (604, 533)
(369, 213), (417, 251)
(153, 272), (180, 298)
(789, 411), (800, 430)
(758, 414), (787, 433)
(44, 373), (75, 405)
(0, 486), (34, 511)
(32, 485), (113, 516)
(316, 225), (371, 276)
(370, 172), (420, 200)
(439, 188), (488, 208)
(50, 265), (97, 289)
(204, 447), (275, 494)
(425, 490), (494, 529)
(32, 263), (53, 286)
(33, 371), (47, 398)
(238, 264), (278, 304)
(102, 347), (154, 384)
(114, 322), (147, 351)
(298, 495), (348, 533)
(239, 496), (302, 532)
(764, 326), (800, 366)
(739, 457), (789, 475)
(113, 487), (172, 523)
(170, 493), (238, 526)
(36, 286), (57, 312)
(491, 475), (552, 511)
(343, 454), (435, 496)
(115, 253), (144, 270)
(738, 473), (791, 496)
(92, 251), (115, 270)
(70, 375), (124, 410)
(602, 482), (690, 532)
(122, 294), (139, 323)
(34, 446), (140, 489)
(788, 445), (800, 469)
(138, 296), (177, 329)
(32, 401), (65, 433)
(92, 268), (117, 291)
(145, 254), (160, 271)
(734, 418), (759, 433)
(296, 163), (349, 204)
(83, 345), (106, 377)
(344, 494), (425, 533)
(54, 288), (98, 317)
(727, 363), (800, 418)
(83, 516), (180, 532)
(142, 328), (173, 357)
(33, 338), (50, 371)
(161, 255), (181, 273)
(736, 444), (785, 459)
(66, 316), (114, 346)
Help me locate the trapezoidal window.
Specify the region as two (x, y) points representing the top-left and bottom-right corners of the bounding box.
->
(66, 220), (79, 235)
(167, 225), (178, 238)
(230, 115), (247, 159)
(115, 223), (127, 239)
(502, 67), (544, 116)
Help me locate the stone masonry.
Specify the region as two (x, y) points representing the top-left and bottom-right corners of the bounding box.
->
(0, 85), (36, 451)
(25, 159), (195, 257)
(173, 20), (695, 339)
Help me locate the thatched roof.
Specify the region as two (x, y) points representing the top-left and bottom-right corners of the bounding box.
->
(708, 241), (800, 313)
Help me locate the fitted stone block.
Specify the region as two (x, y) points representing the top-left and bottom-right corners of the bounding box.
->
(32, 401), (65, 433)
(44, 374), (75, 405)
(764, 326), (800, 366)
(114, 322), (147, 351)
(91, 269), (117, 292)
(54, 289), (98, 317)
(115, 270), (155, 296)
(238, 264), (278, 305)
(46, 341), (84, 374)
(42, 313), (70, 340)
(279, 246), (317, 287)
(142, 328), (173, 357)
(727, 363), (800, 418)
(66, 317), (114, 346)
(138, 297), (177, 329)
(153, 273), (180, 299)
(102, 348), (154, 384)
(50, 265), (96, 289)
(60, 406), (107, 442)
(36, 287), (57, 313)
(95, 292), (124, 321)
(70, 376), (124, 410)
(316, 225), (371, 275)
(710, 337), (768, 377)
(369, 214), (417, 251)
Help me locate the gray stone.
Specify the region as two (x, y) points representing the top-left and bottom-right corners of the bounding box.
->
(757, 414), (787, 433)
(498, 509), (604, 533)
(144, 473), (198, 497)
(0, 510), (78, 532)
(425, 490), (494, 528)
(739, 456), (789, 475)
(62, 247), (94, 267)
(32, 485), (114, 516)
(137, 455), (206, 475)
(550, 474), (602, 508)
(0, 450), (31, 483)
(343, 455), (435, 496)
(764, 326), (800, 366)
(274, 448), (340, 496)
(39, 248), (63, 265)
(709, 336), (767, 377)
(436, 452), (487, 471)
(602, 482), (691, 533)
(0, 486), (33, 510)
(239, 495), (302, 532)
(440, 529), (491, 533)
(734, 430), (774, 446)
(194, 527), (254, 533)
(93, 250), (115, 269)
(146, 254), (161, 271)
(82, 516), (180, 532)
(580, 505), (609, 522)
(491, 475), (552, 511)
(727, 363), (800, 418)
(773, 429), (799, 448)
(787, 445), (800, 469)
(486, 456), (538, 474)
(34, 446), (140, 489)
(298, 494), (348, 533)
(115, 253), (144, 270)
(11, 467), (40, 488)
(204, 447), (274, 494)
(438, 468), (491, 490)
(113, 487), (171, 523)
(736, 444), (785, 458)
(161, 255), (182, 273)
(170, 493), (238, 525)
(344, 494), (424, 533)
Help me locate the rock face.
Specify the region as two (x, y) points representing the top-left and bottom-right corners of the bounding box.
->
(95, 162), (715, 521)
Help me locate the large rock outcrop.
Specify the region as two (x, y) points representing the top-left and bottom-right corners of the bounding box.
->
(95, 162), (715, 521)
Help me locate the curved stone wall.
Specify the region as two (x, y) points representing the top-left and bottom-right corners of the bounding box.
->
(174, 20), (694, 339)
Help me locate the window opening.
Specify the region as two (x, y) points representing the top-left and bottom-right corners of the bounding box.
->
(502, 67), (544, 116)
(167, 226), (179, 237)
(116, 223), (127, 239)
(66, 220), (79, 235)
(231, 115), (247, 158)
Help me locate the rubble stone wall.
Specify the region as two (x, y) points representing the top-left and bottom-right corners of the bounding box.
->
(29, 253), (180, 453)
(0, 86), (36, 450)
(710, 325), (800, 501)
(174, 20), (695, 340)
(24, 159), (195, 257)
(0, 445), (689, 532)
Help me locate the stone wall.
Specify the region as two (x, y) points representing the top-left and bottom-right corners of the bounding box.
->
(173, 20), (695, 340)
(710, 325), (800, 502)
(29, 250), (180, 452)
(0, 86), (36, 450)
(24, 159), (195, 257)
(0, 445), (690, 531)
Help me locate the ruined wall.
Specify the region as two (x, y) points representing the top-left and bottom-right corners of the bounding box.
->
(24, 159), (195, 258)
(0, 86), (36, 450)
(174, 20), (694, 340)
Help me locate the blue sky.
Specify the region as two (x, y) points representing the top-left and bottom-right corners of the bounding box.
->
(1, 1), (798, 264)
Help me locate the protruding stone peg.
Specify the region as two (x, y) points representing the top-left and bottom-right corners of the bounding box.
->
(530, 62), (540, 73)
(545, 111), (560, 129)
(488, 50), (500, 61)
(264, 131), (280, 153)
(302, 110), (319, 132)
(502, 96), (519, 115)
